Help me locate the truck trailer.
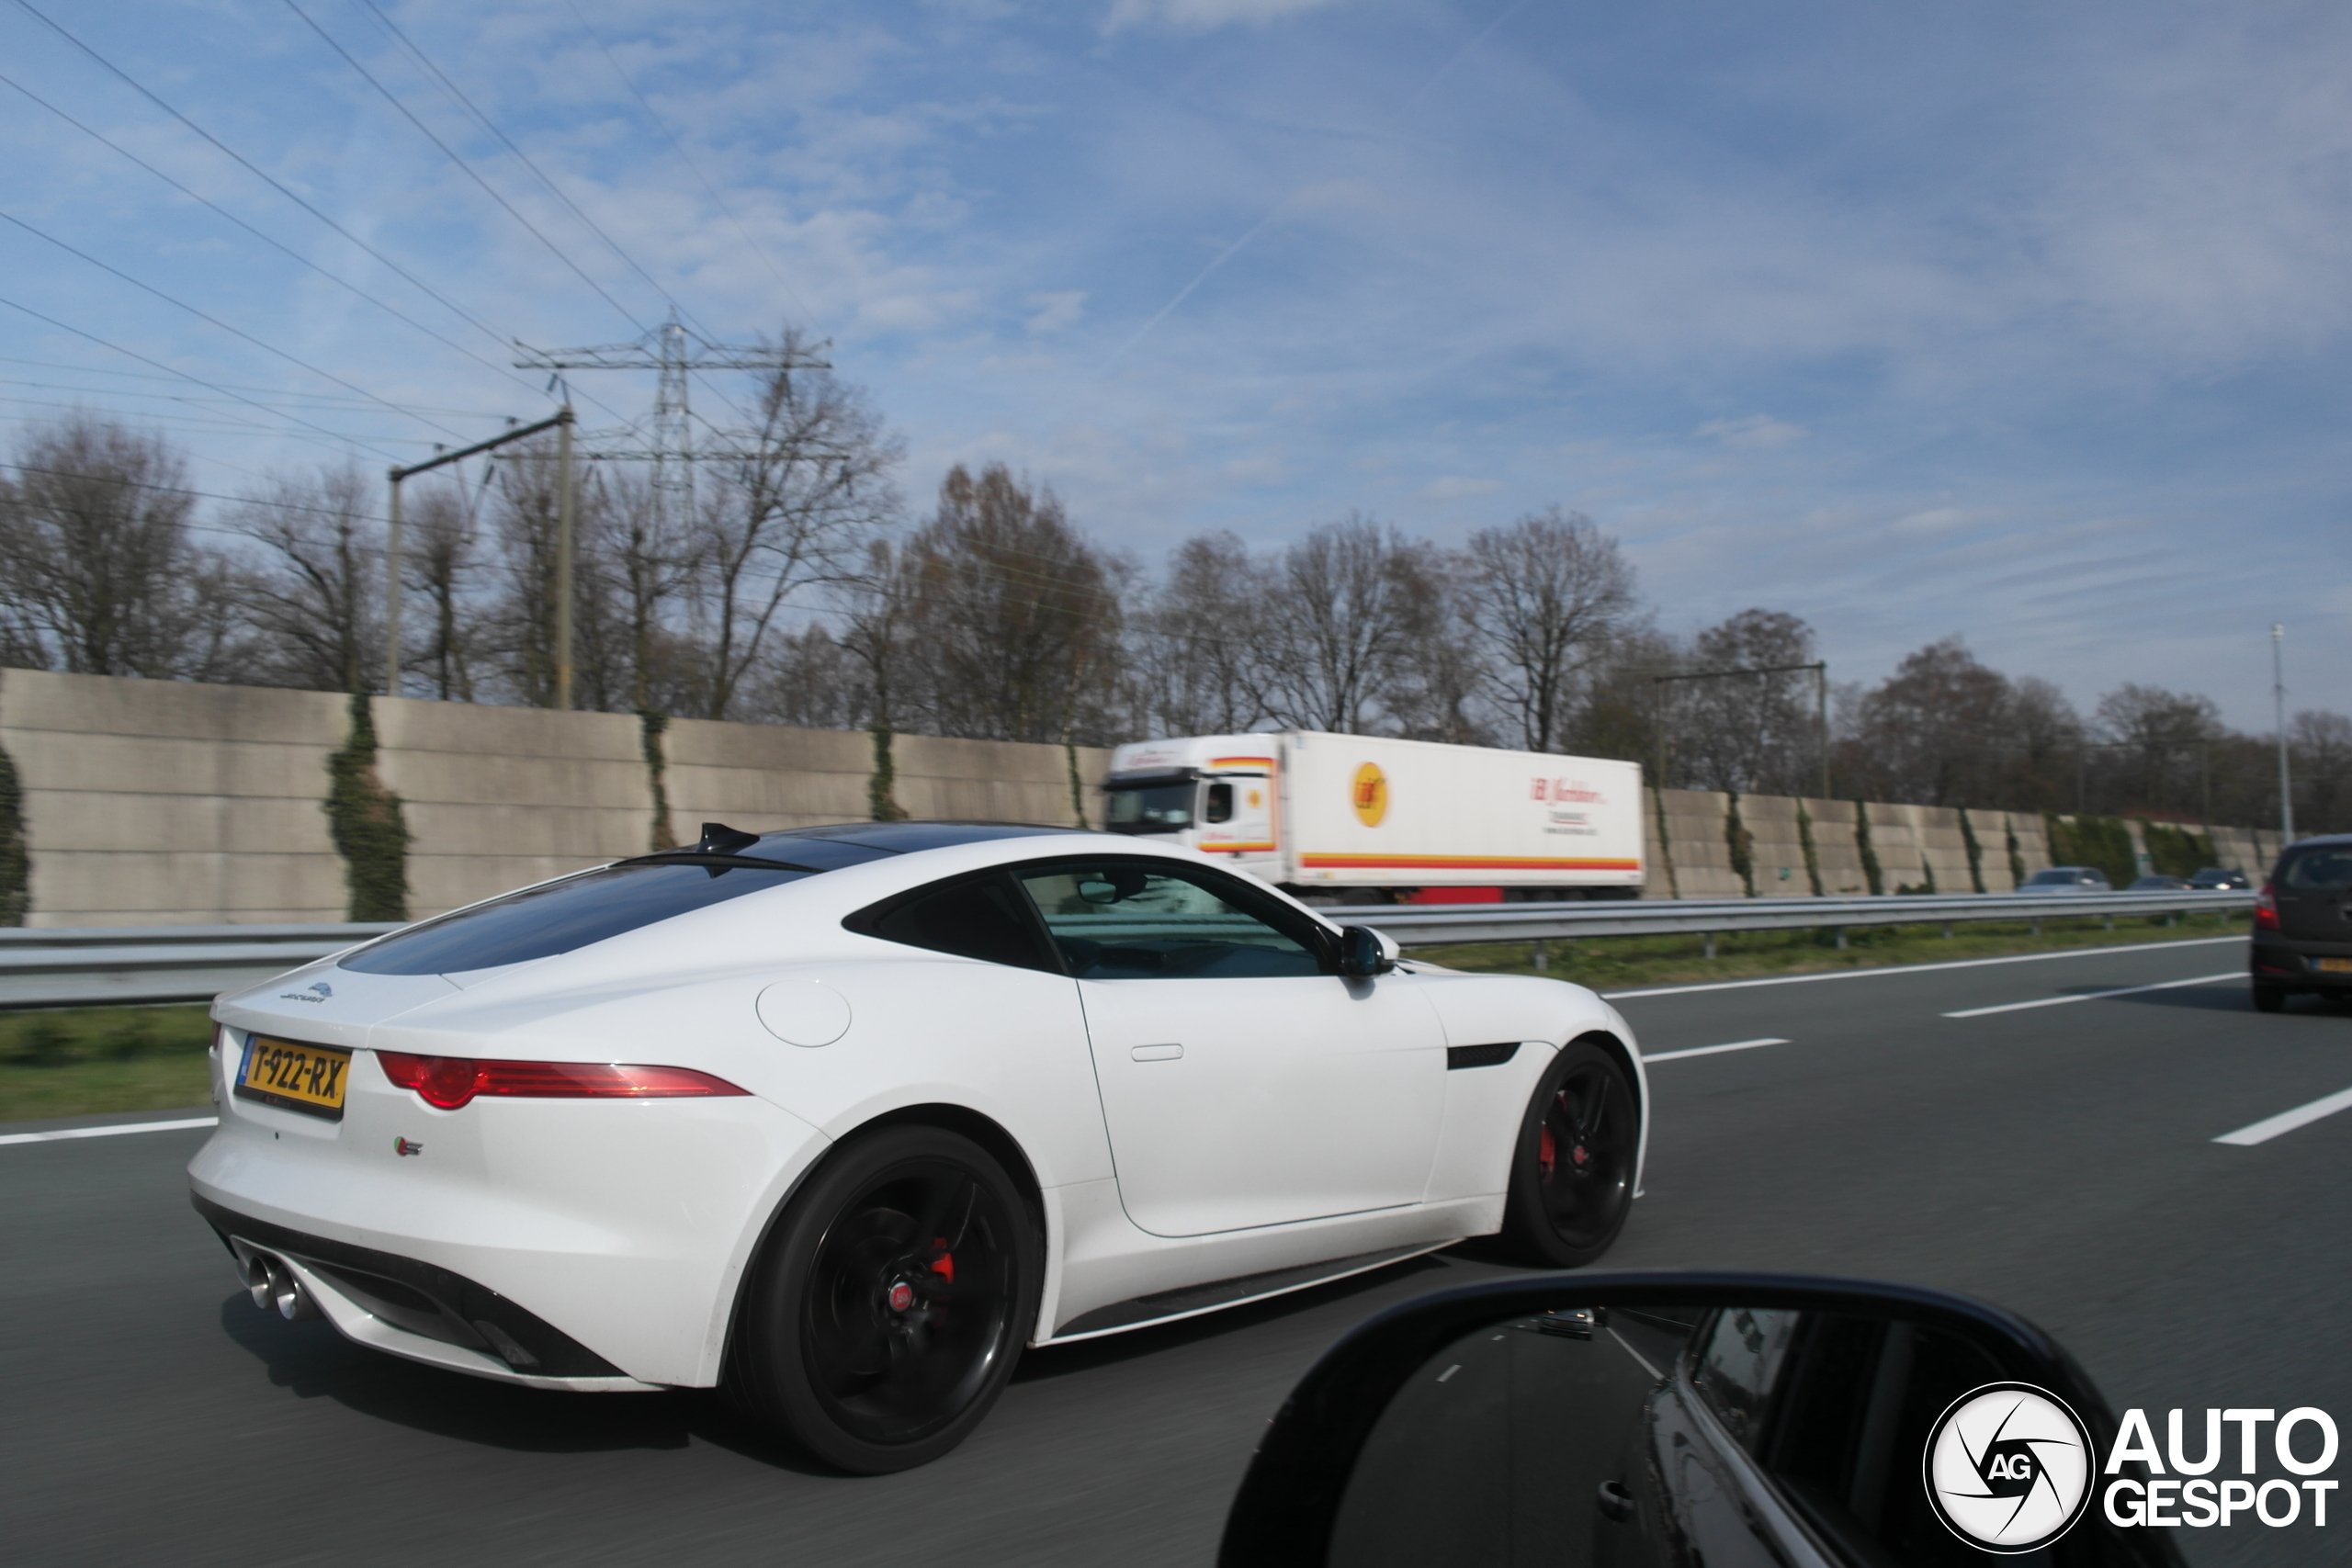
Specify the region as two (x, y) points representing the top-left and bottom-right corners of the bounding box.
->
(1101, 731), (1645, 902)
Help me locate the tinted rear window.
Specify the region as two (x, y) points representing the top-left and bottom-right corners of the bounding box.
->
(2282, 849), (2352, 888)
(342, 863), (808, 976)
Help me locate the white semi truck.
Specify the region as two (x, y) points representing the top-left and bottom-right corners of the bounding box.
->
(1101, 731), (1646, 902)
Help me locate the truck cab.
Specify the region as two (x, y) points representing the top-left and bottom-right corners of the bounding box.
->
(1102, 734), (1283, 873)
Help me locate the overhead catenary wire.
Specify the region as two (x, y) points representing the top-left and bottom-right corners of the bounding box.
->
(0, 290), (405, 461)
(0, 208), (467, 446)
(0, 69), (574, 415)
(1, 0), (633, 430)
(280, 0), (650, 337)
(0, 361), (514, 420)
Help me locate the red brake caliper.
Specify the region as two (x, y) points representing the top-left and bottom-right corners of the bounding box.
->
(930, 1236), (955, 1284)
(1538, 1124), (1557, 1180)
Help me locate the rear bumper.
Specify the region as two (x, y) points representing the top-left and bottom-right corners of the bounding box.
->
(188, 1046), (831, 1386)
(197, 1196), (659, 1391)
(2250, 936), (2352, 988)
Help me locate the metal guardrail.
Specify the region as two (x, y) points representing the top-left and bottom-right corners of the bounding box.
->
(0, 892), (2253, 1009)
(0, 923), (398, 1009)
(1336, 889), (2254, 946)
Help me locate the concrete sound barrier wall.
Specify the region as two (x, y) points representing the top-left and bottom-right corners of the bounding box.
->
(1966, 810), (2018, 893)
(1658, 789), (1745, 898)
(1736, 794), (1815, 897)
(1800, 799), (1871, 896)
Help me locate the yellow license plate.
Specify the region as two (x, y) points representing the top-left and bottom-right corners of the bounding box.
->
(235, 1036), (353, 1119)
(2317, 958), (2352, 974)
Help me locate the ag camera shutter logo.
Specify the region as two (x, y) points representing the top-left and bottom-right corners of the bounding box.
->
(1923, 1382), (2095, 1553)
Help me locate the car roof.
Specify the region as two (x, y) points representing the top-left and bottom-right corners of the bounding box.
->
(765, 820), (1080, 854)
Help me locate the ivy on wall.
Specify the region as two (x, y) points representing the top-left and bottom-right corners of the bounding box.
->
(639, 710), (677, 852)
(1725, 793), (1757, 897)
(867, 721), (909, 822)
(1651, 787), (1679, 898)
(2141, 820), (2215, 879)
(1794, 798), (1825, 897)
(2006, 816), (2027, 889)
(2043, 813), (2136, 888)
(0, 735), (27, 926)
(323, 692), (410, 922)
(1959, 810), (1986, 893)
(1853, 802), (1884, 897)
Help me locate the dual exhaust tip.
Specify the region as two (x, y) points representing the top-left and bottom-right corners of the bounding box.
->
(241, 1250), (320, 1322)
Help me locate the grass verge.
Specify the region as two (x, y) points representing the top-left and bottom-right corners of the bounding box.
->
(1411, 911), (2248, 991)
(0, 1005), (215, 1122)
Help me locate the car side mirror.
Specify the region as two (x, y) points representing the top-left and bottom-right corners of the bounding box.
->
(1337, 924), (1397, 977)
(1219, 1272), (2185, 1568)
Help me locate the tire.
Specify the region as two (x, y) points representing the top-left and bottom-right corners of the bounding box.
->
(2253, 981), (2287, 1014)
(728, 1125), (1039, 1472)
(1496, 1038), (1639, 1269)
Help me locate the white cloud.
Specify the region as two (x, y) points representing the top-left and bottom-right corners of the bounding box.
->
(1695, 415), (1810, 450)
(1025, 290), (1086, 333)
(1419, 475), (1504, 501)
(1104, 0), (1354, 34)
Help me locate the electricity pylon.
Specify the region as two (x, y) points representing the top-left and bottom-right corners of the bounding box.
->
(513, 313), (829, 519)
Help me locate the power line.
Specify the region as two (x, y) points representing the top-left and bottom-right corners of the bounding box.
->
(0, 359), (514, 419)
(280, 0), (650, 336)
(0, 68), (567, 413)
(0, 290), (402, 460)
(0, 207), (468, 442)
(0, 391), (442, 452)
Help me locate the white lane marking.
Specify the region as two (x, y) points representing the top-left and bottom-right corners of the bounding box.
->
(1603, 936), (2243, 1000)
(2214, 1087), (2352, 1147)
(0, 1115), (217, 1147)
(1609, 1326), (1664, 1382)
(1645, 1037), (1790, 1063)
(1940, 972), (2241, 1019)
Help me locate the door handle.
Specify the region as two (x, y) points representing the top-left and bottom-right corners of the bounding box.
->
(1597, 1479), (1634, 1523)
(1129, 1043), (1183, 1062)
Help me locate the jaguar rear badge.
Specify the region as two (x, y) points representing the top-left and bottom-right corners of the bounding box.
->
(393, 1137), (424, 1157)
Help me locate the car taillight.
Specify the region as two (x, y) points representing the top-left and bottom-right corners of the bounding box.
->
(374, 1052), (750, 1111)
(2255, 882), (2279, 931)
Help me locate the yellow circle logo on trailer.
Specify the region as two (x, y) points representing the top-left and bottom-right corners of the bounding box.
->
(1351, 763), (1388, 827)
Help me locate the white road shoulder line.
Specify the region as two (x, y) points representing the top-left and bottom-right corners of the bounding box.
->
(0, 1115), (217, 1147)
(1602, 936), (2243, 1000)
(2215, 1087), (2352, 1147)
(1644, 1037), (1790, 1063)
(1941, 972), (2240, 1019)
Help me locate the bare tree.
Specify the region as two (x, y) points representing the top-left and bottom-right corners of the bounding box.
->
(581, 467), (699, 715)
(1386, 546), (1492, 746)
(1460, 506), (1637, 752)
(1668, 609), (1820, 795)
(401, 479), (485, 703)
(1254, 514), (1423, 735)
(2291, 710), (2352, 834)
(1848, 637), (2014, 806)
(690, 330), (901, 720)
(1132, 532), (1264, 737)
(0, 414), (231, 677)
(899, 464), (1121, 745)
(481, 440), (570, 706)
(2093, 682), (2222, 813)
(232, 464), (383, 694)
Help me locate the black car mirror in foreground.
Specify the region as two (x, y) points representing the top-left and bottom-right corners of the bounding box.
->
(1220, 1272), (2189, 1568)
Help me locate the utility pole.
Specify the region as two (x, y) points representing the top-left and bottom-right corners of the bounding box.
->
(387, 408), (576, 704)
(513, 313), (828, 523)
(2275, 622), (2294, 842)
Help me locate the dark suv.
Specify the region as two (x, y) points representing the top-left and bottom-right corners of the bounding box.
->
(2252, 836), (2352, 1011)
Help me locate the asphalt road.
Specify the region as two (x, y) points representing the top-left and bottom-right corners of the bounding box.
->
(6, 932), (2347, 1568)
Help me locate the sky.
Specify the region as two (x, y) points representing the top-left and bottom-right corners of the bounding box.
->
(0, 0), (2346, 728)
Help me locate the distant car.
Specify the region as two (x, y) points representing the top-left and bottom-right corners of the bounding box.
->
(2190, 866), (2251, 891)
(2018, 865), (2113, 893)
(2252, 835), (2352, 1012)
(2128, 874), (2188, 891)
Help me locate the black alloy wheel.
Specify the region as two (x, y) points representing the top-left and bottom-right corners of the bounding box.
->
(1496, 1037), (1638, 1269)
(729, 1125), (1039, 1472)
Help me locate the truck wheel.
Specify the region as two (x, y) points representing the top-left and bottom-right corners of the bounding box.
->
(2253, 981), (2287, 1014)
(1496, 1039), (1637, 1269)
(728, 1126), (1038, 1472)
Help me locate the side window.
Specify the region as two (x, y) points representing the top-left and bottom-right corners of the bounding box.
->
(1689, 1306), (1800, 1450)
(846, 872), (1061, 973)
(1204, 782), (1235, 824)
(1013, 861), (1328, 980)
